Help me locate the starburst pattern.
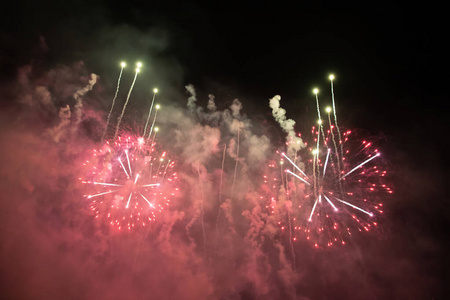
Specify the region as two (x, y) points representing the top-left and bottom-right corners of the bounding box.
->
(262, 125), (392, 248)
(80, 135), (178, 230)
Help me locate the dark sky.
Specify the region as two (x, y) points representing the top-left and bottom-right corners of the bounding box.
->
(0, 1), (447, 299)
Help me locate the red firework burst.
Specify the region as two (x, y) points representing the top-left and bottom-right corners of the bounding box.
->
(80, 135), (178, 230)
(262, 124), (392, 248)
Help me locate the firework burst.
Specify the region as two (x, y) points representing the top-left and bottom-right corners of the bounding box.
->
(265, 78), (392, 248)
(80, 135), (178, 230)
(263, 127), (391, 248)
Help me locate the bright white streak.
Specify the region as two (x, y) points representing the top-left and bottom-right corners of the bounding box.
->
(282, 153), (309, 179)
(102, 66), (124, 141)
(143, 91), (157, 137)
(335, 197), (373, 216)
(286, 170), (311, 186)
(140, 183), (160, 187)
(118, 158), (130, 178)
(314, 93), (323, 179)
(134, 174), (140, 184)
(340, 153), (380, 180)
(125, 192), (133, 208)
(309, 198), (319, 221)
(138, 192), (155, 208)
(92, 182), (122, 187)
(323, 194), (338, 211)
(114, 70), (139, 140)
(323, 148), (331, 178)
(147, 109), (159, 140)
(314, 93), (322, 121)
(330, 77), (344, 161)
(125, 150), (133, 176)
(87, 190), (119, 198)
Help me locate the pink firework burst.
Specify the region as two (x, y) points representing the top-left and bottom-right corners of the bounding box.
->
(262, 125), (392, 248)
(80, 135), (178, 230)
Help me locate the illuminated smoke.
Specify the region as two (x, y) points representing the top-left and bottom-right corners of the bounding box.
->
(186, 83), (197, 113)
(72, 73), (98, 133)
(0, 62), (408, 300)
(269, 95), (304, 155)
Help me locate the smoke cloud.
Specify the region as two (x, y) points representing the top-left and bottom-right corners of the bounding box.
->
(0, 61), (443, 300)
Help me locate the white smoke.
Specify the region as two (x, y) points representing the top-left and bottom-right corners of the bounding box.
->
(269, 95), (305, 156)
(72, 73), (98, 132)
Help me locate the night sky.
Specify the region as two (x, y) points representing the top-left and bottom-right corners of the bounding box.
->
(0, 1), (447, 299)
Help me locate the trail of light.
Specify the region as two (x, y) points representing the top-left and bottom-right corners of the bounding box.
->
(125, 150), (133, 176)
(316, 126), (321, 165)
(313, 154), (317, 199)
(215, 144), (227, 256)
(147, 107), (159, 140)
(118, 158), (130, 178)
(87, 190), (119, 198)
(197, 161), (207, 255)
(334, 197), (373, 216)
(286, 170), (311, 185)
(282, 153), (309, 179)
(287, 209), (296, 267)
(327, 112), (340, 162)
(327, 111), (344, 197)
(140, 183), (160, 187)
(309, 197), (319, 221)
(340, 153), (380, 180)
(330, 76), (344, 163)
(323, 148), (331, 178)
(134, 173), (140, 184)
(314, 92), (322, 121)
(313, 90), (325, 181)
(162, 159), (171, 179)
(219, 144), (226, 204)
(114, 69), (139, 139)
(102, 65), (124, 142)
(125, 192), (133, 208)
(143, 91), (157, 137)
(231, 126), (240, 199)
(92, 182), (122, 187)
(280, 160), (285, 187)
(323, 194), (338, 211)
(150, 129), (158, 145)
(156, 158), (163, 176)
(139, 192), (155, 208)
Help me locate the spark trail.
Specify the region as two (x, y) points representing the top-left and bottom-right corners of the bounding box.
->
(329, 74), (344, 163)
(143, 88), (158, 137)
(147, 105), (160, 140)
(102, 62), (125, 141)
(114, 63), (141, 140)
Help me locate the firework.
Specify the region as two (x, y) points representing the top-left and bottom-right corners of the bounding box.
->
(101, 61), (126, 141)
(114, 62), (142, 140)
(143, 88), (158, 137)
(80, 135), (178, 230)
(147, 104), (160, 141)
(265, 76), (392, 248)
